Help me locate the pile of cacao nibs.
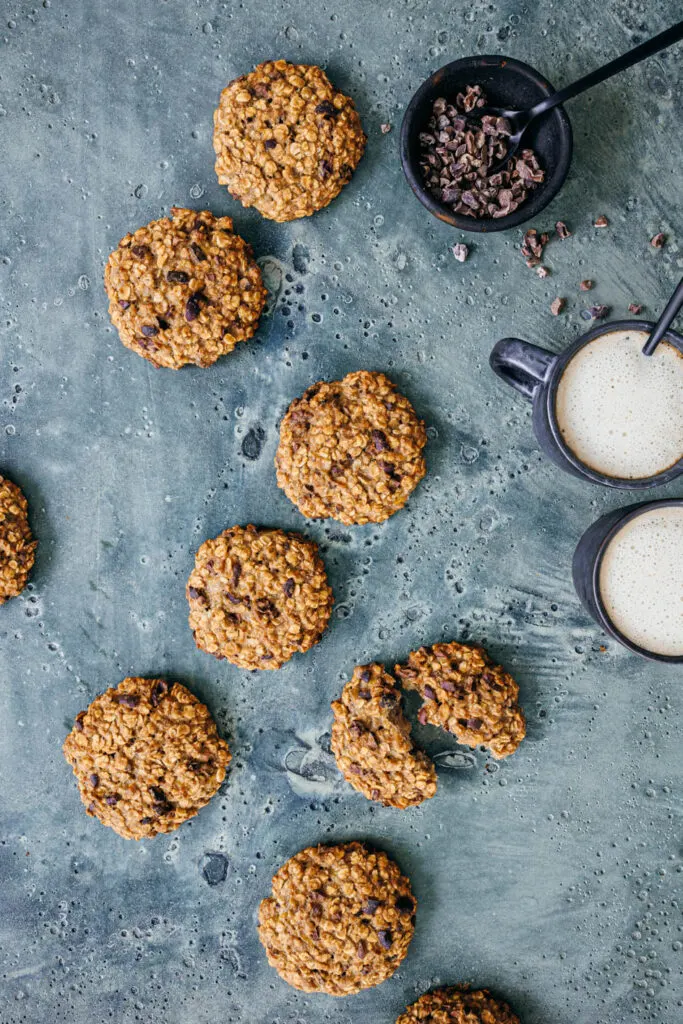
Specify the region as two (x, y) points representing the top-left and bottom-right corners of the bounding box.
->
(419, 84), (545, 219)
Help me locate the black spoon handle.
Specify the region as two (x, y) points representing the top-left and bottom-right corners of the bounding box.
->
(527, 20), (683, 120)
(642, 275), (683, 356)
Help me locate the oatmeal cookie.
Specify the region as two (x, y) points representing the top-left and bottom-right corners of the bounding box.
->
(275, 370), (427, 525)
(0, 475), (36, 604)
(104, 207), (266, 369)
(258, 841), (416, 995)
(395, 642), (525, 759)
(63, 677), (230, 840)
(396, 986), (520, 1024)
(187, 524), (333, 670)
(331, 663), (437, 808)
(213, 60), (366, 222)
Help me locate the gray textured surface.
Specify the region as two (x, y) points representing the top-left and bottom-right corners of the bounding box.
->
(1, 1), (682, 1022)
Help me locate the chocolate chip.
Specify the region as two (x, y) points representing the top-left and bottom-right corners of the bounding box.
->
(140, 817), (153, 825)
(466, 717), (484, 730)
(185, 296), (201, 321)
(231, 561), (241, 587)
(153, 801), (173, 816)
(89, 773), (99, 787)
(150, 680), (169, 707)
(116, 693), (140, 708)
(651, 232), (666, 248)
(329, 464), (344, 478)
(264, 138), (277, 150)
(118, 299), (130, 309)
(131, 245), (149, 257)
(359, 670), (371, 682)
(225, 591), (241, 605)
(357, 940), (367, 959)
(156, 317), (170, 330)
(188, 586), (204, 600)
(361, 898), (381, 915)
(252, 82), (269, 98)
(395, 895), (414, 913)
(377, 930), (392, 949)
(105, 793), (120, 806)
(190, 243), (207, 262)
(379, 693), (397, 708)
(74, 711), (86, 732)
(141, 324), (158, 337)
(255, 598), (279, 619)
(167, 270), (189, 283)
(379, 460), (395, 475)
(187, 760), (203, 772)
(319, 159), (333, 180)
(423, 684), (437, 701)
(149, 786), (167, 802)
(555, 220), (571, 239)
(371, 429), (389, 452)
(439, 679), (456, 693)
(315, 100), (338, 116)
(283, 578), (295, 598)
(358, 690), (371, 700)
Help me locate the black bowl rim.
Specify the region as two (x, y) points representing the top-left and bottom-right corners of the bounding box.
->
(400, 54), (573, 233)
(591, 498), (683, 663)
(545, 318), (683, 489)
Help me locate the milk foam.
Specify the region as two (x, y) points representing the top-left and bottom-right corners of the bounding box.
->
(555, 329), (683, 479)
(599, 505), (683, 657)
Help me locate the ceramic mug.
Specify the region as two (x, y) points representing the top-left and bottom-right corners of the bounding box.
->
(572, 498), (683, 663)
(489, 318), (683, 489)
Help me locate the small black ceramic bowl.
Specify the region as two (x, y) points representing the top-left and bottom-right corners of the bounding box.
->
(400, 55), (573, 233)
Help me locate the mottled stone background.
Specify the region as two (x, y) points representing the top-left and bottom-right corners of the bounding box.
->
(1, 1), (682, 1022)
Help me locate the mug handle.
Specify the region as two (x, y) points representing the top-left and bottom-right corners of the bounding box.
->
(489, 338), (557, 400)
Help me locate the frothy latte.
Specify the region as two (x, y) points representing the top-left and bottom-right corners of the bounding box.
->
(555, 329), (683, 480)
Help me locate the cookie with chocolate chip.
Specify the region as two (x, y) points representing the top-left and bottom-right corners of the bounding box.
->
(187, 524), (333, 670)
(275, 370), (427, 525)
(63, 677), (230, 840)
(396, 986), (520, 1024)
(258, 841), (416, 995)
(213, 60), (366, 222)
(104, 207), (266, 369)
(395, 642), (525, 759)
(0, 475), (37, 604)
(331, 663), (437, 808)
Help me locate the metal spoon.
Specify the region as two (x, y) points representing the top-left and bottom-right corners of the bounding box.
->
(642, 275), (683, 356)
(469, 20), (683, 173)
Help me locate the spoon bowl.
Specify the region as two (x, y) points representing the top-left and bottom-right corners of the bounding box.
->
(400, 55), (573, 233)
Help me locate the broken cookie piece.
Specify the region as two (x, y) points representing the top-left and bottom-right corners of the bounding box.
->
(331, 663), (437, 808)
(395, 641), (525, 759)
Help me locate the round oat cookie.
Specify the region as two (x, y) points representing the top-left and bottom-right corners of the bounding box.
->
(331, 663), (437, 809)
(396, 986), (520, 1024)
(104, 207), (266, 369)
(63, 677), (230, 840)
(213, 60), (366, 222)
(258, 841), (416, 995)
(395, 642), (526, 760)
(187, 524), (333, 670)
(275, 370), (427, 525)
(0, 475), (37, 604)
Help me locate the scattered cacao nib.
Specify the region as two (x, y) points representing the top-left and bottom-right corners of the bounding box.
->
(423, 684), (437, 701)
(371, 429), (390, 452)
(190, 242), (207, 262)
(315, 100), (338, 117)
(628, 302), (643, 314)
(264, 138), (277, 150)
(555, 220), (571, 239)
(521, 228), (550, 267)
(581, 304), (610, 321)
(105, 793), (120, 806)
(118, 299), (130, 309)
(594, 215), (609, 228)
(650, 232), (666, 248)
(150, 680), (169, 707)
(74, 711), (86, 732)
(536, 266), (549, 279)
(419, 85), (544, 220)
(377, 930), (392, 949)
(185, 296), (201, 321)
(380, 122), (392, 134)
(452, 243), (469, 263)
(395, 895), (414, 913)
(550, 297), (566, 316)
(116, 693), (140, 708)
(89, 773), (99, 787)
(167, 270), (189, 283)
(283, 578), (295, 598)
(131, 244), (149, 258)
(319, 159), (333, 180)
(580, 279), (593, 291)
(361, 898), (381, 915)
(141, 324), (158, 337)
